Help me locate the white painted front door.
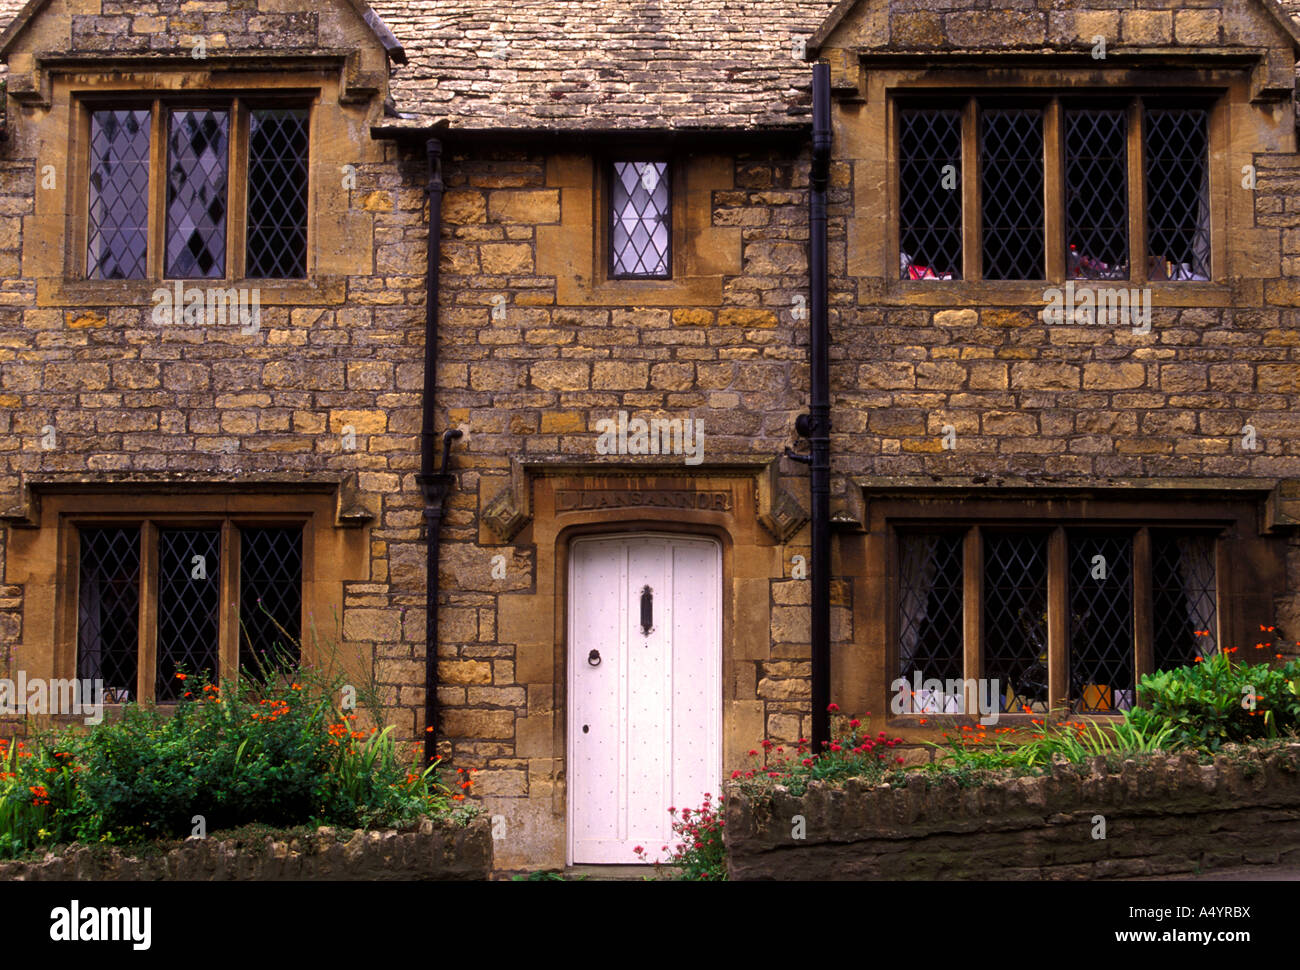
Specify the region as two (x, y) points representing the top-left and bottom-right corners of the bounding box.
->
(568, 533), (721, 865)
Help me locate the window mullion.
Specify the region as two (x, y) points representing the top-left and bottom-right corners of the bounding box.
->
(1047, 526), (1068, 712)
(220, 520), (240, 684)
(962, 98), (980, 281)
(138, 521), (159, 703)
(229, 99), (248, 281)
(1045, 97), (1066, 283)
(1129, 98), (1148, 284)
(1134, 526), (1154, 690)
(963, 526), (982, 695)
(148, 101), (165, 280)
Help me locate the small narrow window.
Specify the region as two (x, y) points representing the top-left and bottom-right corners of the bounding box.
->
(1068, 532), (1135, 712)
(1152, 532), (1217, 670)
(1065, 107), (1129, 280)
(898, 108), (963, 280)
(87, 110), (152, 280)
(156, 528), (221, 700)
(240, 527), (304, 677)
(78, 527), (141, 702)
(982, 532), (1050, 713)
(980, 108), (1045, 280)
(610, 161), (670, 278)
(1145, 107), (1211, 281)
(896, 532), (965, 711)
(166, 108), (230, 279)
(246, 108), (309, 279)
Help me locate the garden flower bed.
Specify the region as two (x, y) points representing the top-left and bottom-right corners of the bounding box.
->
(0, 662), (489, 878)
(720, 640), (1300, 880)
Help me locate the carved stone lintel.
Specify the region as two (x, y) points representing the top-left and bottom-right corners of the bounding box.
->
(482, 458), (809, 543)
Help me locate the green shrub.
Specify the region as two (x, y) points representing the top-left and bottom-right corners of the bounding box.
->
(0, 666), (469, 859)
(1128, 639), (1300, 751)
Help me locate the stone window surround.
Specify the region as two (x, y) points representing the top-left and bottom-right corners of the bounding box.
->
(537, 152), (743, 307)
(78, 94), (314, 283)
(24, 64), (368, 309)
(894, 92), (1217, 285)
(844, 60), (1278, 308)
(4, 487), (370, 714)
(854, 484), (1287, 724)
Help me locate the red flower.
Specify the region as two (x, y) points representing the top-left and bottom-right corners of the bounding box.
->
(827, 703), (840, 713)
(849, 719), (861, 728)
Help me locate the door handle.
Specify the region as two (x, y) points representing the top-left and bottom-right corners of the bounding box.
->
(640, 585), (654, 636)
(588, 649), (601, 667)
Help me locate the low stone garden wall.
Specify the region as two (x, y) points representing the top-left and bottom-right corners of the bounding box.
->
(725, 745), (1300, 880)
(0, 816), (492, 881)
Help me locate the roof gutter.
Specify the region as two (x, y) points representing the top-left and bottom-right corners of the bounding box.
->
(416, 137), (461, 768)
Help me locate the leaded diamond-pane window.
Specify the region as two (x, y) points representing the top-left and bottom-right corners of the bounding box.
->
(87, 110), (152, 280)
(156, 529), (221, 700)
(1152, 532), (1217, 671)
(1068, 532), (1134, 713)
(165, 109), (230, 279)
(981, 109), (1045, 280)
(897, 533), (964, 712)
(983, 533), (1050, 713)
(240, 527), (303, 677)
(246, 109), (309, 279)
(899, 108), (963, 280)
(896, 95), (1214, 284)
(1145, 107), (1211, 281)
(71, 512), (312, 703)
(78, 527), (141, 702)
(1065, 108), (1129, 280)
(84, 99), (311, 281)
(610, 161), (670, 278)
(893, 519), (1224, 721)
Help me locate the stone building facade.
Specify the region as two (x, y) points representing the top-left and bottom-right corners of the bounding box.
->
(3, 0), (1300, 870)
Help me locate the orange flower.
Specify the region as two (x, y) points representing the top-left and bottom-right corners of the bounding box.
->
(175, 673), (187, 681)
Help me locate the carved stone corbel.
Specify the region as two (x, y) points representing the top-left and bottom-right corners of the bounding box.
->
(1265, 479), (1300, 532)
(756, 459), (809, 543)
(483, 461), (531, 541)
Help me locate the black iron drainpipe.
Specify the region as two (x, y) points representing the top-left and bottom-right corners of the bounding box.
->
(418, 137), (462, 767)
(807, 63), (833, 752)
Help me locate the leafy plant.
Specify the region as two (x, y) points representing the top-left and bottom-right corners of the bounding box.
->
(0, 662), (471, 859)
(730, 706), (906, 798)
(635, 791), (727, 881)
(1128, 629), (1300, 751)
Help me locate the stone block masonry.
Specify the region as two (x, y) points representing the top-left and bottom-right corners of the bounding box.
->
(724, 745), (1300, 880)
